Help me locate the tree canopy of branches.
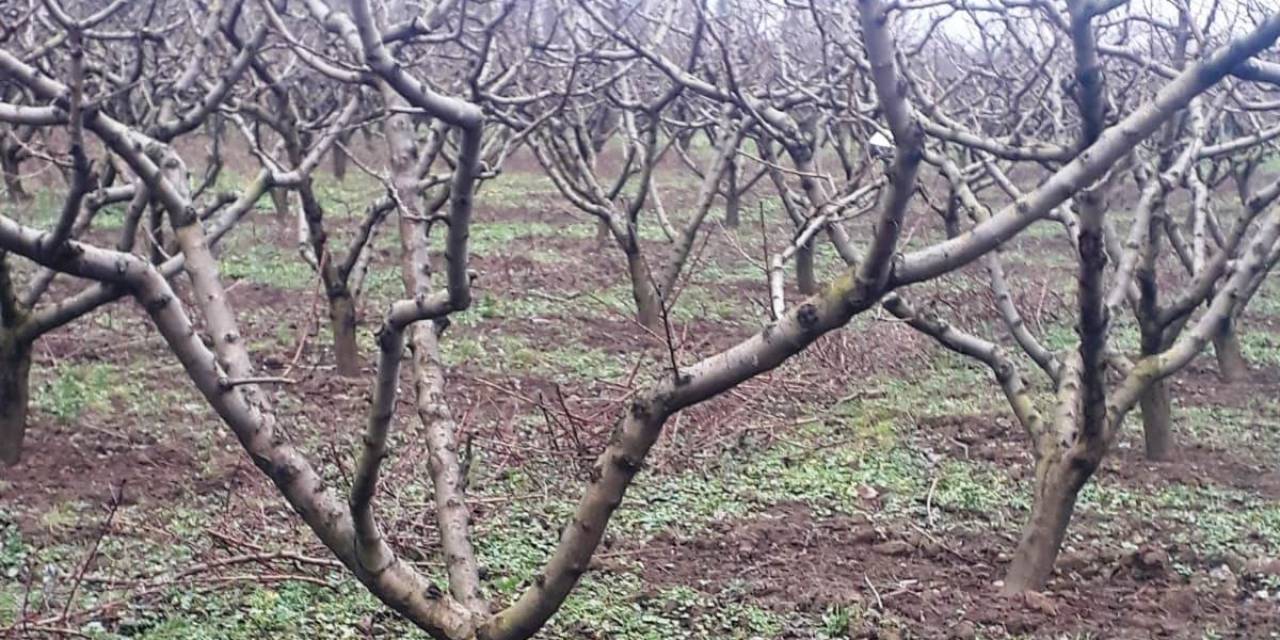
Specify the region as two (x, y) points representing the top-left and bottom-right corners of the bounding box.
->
(2, 0), (1280, 637)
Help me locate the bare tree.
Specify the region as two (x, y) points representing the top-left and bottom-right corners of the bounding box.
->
(2, 0), (1280, 637)
(864, 0), (1280, 590)
(0, 0), (321, 463)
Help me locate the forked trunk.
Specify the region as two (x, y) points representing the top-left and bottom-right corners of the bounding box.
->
(1139, 378), (1173, 461)
(1212, 317), (1249, 382)
(0, 339), (33, 466)
(625, 248), (662, 331)
(1004, 452), (1097, 592)
(329, 292), (360, 377)
(796, 241), (818, 295)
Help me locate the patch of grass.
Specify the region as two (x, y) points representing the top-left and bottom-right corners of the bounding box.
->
(1244, 275), (1280, 318)
(620, 402), (1024, 526)
(115, 580), (390, 640)
(38, 500), (87, 533)
(92, 203), (129, 231)
(931, 459), (1028, 517)
(477, 504), (795, 640)
(468, 220), (594, 255)
(34, 362), (136, 422)
(451, 387), (1027, 634)
(862, 365), (995, 419)
(584, 282), (751, 324)
(1037, 320), (1140, 357)
(6, 189), (64, 227)
(461, 292), (566, 325)
(1018, 220), (1070, 241)
(0, 520), (33, 625)
(601, 584), (788, 640)
(476, 171), (561, 208)
(1177, 402), (1280, 452)
(221, 244), (314, 290)
(311, 175), (385, 218)
(610, 466), (752, 538)
(751, 440), (924, 516)
(358, 264), (402, 305)
(1152, 484), (1280, 556)
(442, 331), (629, 382)
(693, 259), (767, 286)
(0, 514), (29, 580)
(1067, 470), (1280, 561)
(1236, 330), (1280, 368)
(670, 284), (758, 323)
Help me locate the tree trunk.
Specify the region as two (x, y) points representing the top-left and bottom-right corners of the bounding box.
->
(408, 324), (486, 611)
(724, 157), (741, 229)
(270, 188), (290, 219)
(1004, 453), (1096, 592)
(1136, 320), (1172, 461)
(625, 248), (662, 330)
(1, 151), (29, 202)
(148, 204), (168, 264)
(1140, 379), (1173, 461)
(796, 241), (818, 295)
(332, 131), (350, 182)
(0, 339), (32, 466)
(941, 198), (962, 239)
(329, 292), (360, 377)
(595, 218), (611, 250)
(1213, 317), (1249, 382)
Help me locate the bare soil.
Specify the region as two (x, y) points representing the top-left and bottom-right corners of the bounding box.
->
(639, 502), (1280, 639)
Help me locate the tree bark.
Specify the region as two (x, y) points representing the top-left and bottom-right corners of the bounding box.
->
(409, 324), (486, 613)
(1139, 378), (1173, 461)
(625, 247), (662, 330)
(723, 155), (740, 228)
(1004, 452), (1096, 592)
(0, 338), (32, 466)
(332, 131), (350, 181)
(1139, 323), (1173, 461)
(796, 240), (818, 295)
(595, 218), (610, 250)
(1, 141), (30, 202)
(329, 291), (360, 377)
(269, 188), (290, 219)
(941, 197), (962, 239)
(1212, 316), (1249, 382)
(2, 163), (28, 202)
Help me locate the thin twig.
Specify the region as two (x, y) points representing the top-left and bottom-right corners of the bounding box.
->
(59, 483), (124, 623)
(864, 575), (884, 610)
(218, 375), (296, 389)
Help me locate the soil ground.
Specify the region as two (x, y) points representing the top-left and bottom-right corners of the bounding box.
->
(2, 157), (1280, 639)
